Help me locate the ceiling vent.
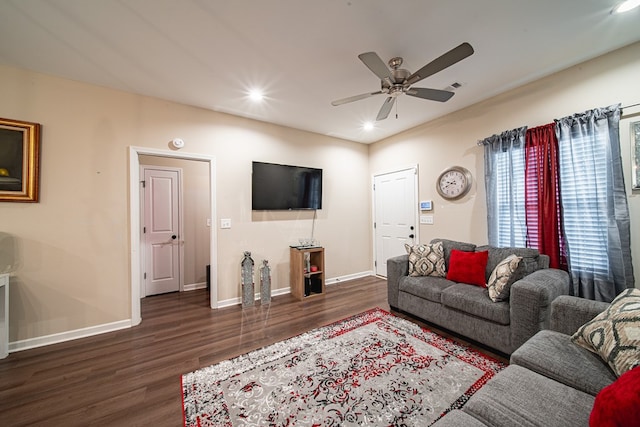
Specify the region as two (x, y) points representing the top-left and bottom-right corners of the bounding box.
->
(444, 82), (464, 91)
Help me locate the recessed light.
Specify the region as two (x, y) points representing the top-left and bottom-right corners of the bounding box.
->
(363, 121), (374, 131)
(611, 0), (640, 14)
(248, 89), (264, 102)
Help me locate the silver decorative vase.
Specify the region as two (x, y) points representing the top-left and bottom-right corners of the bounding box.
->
(260, 259), (271, 304)
(241, 251), (255, 307)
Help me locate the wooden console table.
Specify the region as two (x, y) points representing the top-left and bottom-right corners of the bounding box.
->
(290, 247), (325, 300)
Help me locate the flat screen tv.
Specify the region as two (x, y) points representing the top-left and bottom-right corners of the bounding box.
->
(252, 161), (322, 210)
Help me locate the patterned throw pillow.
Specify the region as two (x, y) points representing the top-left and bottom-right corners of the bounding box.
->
(571, 288), (640, 377)
(404, 241), (445, 277)
(487, 254), (522, 302)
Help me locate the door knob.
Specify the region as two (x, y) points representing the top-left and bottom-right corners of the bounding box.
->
(171, 235), (177, 240)
(410, 226), (414, 230)
(409, 234), (415, 239)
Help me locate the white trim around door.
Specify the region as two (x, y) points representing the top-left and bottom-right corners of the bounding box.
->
(129, 146), (217, 326)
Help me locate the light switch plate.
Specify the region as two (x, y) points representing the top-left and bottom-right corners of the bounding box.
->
(420, 215), (434, 225)
(220, 218), (231, 229)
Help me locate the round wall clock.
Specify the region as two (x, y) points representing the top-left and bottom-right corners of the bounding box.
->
(436, 166), (472, 200)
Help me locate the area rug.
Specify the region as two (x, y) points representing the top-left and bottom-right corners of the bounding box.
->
(181, 308), (506, 426)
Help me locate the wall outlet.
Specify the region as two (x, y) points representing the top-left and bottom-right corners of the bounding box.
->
(220, 218), (231, 229)
(420, 215), (434, 225)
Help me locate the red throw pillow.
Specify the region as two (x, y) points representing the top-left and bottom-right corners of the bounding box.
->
(446, 250), (489, 287)
(590, 365), (640, 427)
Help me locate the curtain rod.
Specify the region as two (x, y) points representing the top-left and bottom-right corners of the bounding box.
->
(477, 102), (640, 146)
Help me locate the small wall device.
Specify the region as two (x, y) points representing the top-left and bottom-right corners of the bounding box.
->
(171, 138), (185, 149)
(420, 200), (433, 211)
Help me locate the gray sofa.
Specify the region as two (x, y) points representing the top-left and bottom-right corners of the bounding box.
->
(433, 295), (614, 427)
(387, 238), (571, 355)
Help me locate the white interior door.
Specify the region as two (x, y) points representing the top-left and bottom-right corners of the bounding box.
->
(373, 167), (418, 277)
(143, 167), (181, 296)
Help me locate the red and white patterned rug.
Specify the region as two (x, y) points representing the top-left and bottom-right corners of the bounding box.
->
(181, 308), (505, 426)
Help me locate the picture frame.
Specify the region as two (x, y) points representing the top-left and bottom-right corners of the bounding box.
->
(0, 117), (41, 202)
(633, 121), (640, 190)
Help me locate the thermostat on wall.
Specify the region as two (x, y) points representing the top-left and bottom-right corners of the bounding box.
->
(420, 200), (433, 211)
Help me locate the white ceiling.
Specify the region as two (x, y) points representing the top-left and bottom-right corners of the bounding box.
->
(1, 0), (639, 144)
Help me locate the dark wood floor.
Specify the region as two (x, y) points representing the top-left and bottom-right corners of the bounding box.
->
(0, 276), (506, 426)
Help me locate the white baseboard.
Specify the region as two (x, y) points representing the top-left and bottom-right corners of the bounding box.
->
(9, 319), (132, 353)
(326, 270), (374, 285)
(217, 286), (292, 308)
(217, 271), (374, 308)
(183, 281), (207, 291)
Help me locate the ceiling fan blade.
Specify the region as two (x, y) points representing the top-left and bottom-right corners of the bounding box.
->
(406, 42), (474, 86)
(376, 97), (396, 121)
(331, 91), (383, 106)
(358, 52), (395, 84)
(406, 87), (455, 102)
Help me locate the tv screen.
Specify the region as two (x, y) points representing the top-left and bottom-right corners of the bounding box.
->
(252, 161), (322, 210)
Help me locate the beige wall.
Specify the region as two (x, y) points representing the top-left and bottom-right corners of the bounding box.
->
(370, 41), (640, 286)
(0, 65), (371, 342)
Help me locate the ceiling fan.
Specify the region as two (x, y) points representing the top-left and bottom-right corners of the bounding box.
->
(331, 42), (474, 121)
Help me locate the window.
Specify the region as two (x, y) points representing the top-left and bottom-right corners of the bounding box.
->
(557, 127), (610, 278)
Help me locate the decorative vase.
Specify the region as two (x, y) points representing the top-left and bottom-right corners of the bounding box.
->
(260, 259), (271, 304)
(241, 251), (255, 307)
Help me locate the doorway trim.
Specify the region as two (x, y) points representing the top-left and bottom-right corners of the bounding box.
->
(129, 146), (217, 326)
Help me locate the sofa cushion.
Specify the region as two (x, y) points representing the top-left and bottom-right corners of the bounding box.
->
(487, 254), (522, 302)
(446, 250), (488, 287)
(441, 283), (510, 325)
(572, 288), (640, 376)
(476, 245), (541, 282)
(590, 366), (640, 427)
(398, 276), (456, 303)
(463, 365), (594, 427)
(510, 330), (616, 396)
(430, 238), (476, 270)
(405, 241), (446, 277)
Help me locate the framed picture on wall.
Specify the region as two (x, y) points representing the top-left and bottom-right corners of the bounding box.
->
(633, 121), (640, 190)
(0, 117), (41, 202)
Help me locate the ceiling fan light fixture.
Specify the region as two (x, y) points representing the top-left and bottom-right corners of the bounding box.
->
(611, 0), (640, 14)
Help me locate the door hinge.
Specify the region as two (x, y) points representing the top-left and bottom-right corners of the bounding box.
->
(143, 226), (146, 233)
(374, 222), (376, 228)
(141, 180), (146, 188)
(144, 272), (147, 279)
(375, 260), (377, 267)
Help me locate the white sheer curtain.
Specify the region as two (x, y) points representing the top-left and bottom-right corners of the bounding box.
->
(555, 104), (634, 301)
(482, 127), (527, 247)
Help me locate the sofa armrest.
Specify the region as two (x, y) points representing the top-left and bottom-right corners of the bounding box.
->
(386, 255), (409, 309)
(509, 268), (571, 350)
(550, 295), (609, 336)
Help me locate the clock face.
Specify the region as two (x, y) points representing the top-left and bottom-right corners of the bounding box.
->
(436, 167), (472, 200)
